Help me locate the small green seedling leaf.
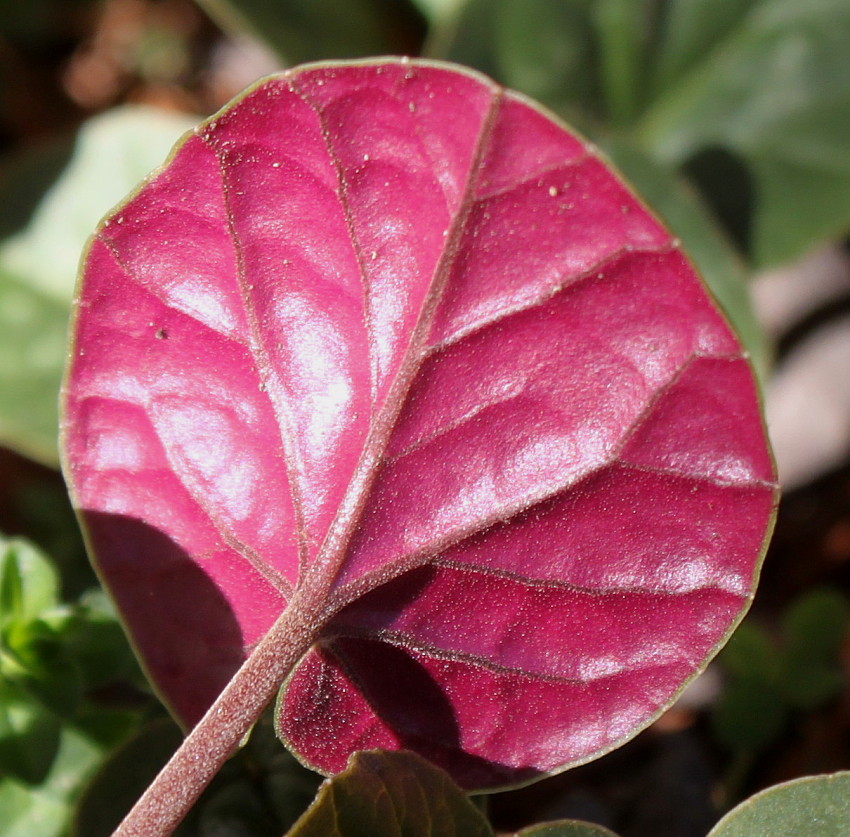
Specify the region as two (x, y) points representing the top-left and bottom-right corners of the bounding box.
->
(515, 821), (621, 836)
(0, 537), (59, 624)
(286, 750), (492, 837)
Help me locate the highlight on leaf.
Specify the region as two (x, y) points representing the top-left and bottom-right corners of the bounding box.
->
(61, 58), (777, 794)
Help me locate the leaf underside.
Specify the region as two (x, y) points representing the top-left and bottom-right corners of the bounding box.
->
(62, 59), (777, 790)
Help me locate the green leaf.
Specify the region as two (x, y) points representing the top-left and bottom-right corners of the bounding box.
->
(780, 588), (849, 709)
(61, 592), (142, 692)
(783, 588), (849, 662)
(72, 719), (183, 837)
(0, 267), (69, 464)
(715, 621), (781, 683)
(516, 821), (620, 836)
(428, 0), (600, 125)
(195, 0), (425, 65)
(712, 621), (787, 753)
(0, 724), (103, 837)
(712, 676), (789, 753)
(0, 537), (59, 624)
(3, 613), (84, 716)
(0, 679), (61, 784)
(648, 0), (761, 96)
(410, 0), (460, 20)
(708, 772), (850, 837)
(638, 0), (850, 265)
(286, 750), (493, 837)
(0, 106), (196, 463)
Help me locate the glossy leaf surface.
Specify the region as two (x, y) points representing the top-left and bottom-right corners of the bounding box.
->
(62, 59), (776, 790)
(434, 0), (850, 267)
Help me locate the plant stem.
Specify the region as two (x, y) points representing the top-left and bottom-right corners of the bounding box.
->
(112, 603), (317, 837)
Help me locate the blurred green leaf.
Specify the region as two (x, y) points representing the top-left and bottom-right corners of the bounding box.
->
(712, 676), (789, 753)
(712, 622), (786, 753)
(0, 536), (59, 624)
(61, 591), (142, 693)
(713, 589), (849, 756)
(714, 621), (782, 683)
(72, 718), (183, 837)
(286, 750), (492, 837)
(708, 772), (850, 837)
(637, 0), (850, 266)
(516, 822), (620, 836)
(428, 0), (600, 126)
(0, 679), (61, 784)
(493, 0), (597, 114)
(196, 0), (425, 65)
(780, 588), (849, 709)
(0, 106), (196, 464)
(0, 107), (196, 302)
(783, 588), (849, 662)
(410, 0), (460, 21)
(0, 724), (103, 837)
(648, 0), (760, 96)
(0, 266), (71, 464)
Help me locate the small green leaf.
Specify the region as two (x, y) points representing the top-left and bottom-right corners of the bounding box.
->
(0, 679), (61, 784)
(708, 772), (850, 837)
(286, 750), (493, 837)
(3, 614), (84, 716)
(516, 821), (621, 836)
(0, 537), (59, 623)
(783, 588), (849, 662)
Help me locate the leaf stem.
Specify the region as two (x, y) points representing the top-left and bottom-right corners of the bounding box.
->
(112, 603), (317, 837)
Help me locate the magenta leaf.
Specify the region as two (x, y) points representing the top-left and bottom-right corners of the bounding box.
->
(62, 59), (777, 795)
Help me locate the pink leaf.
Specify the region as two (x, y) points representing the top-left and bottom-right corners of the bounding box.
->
(62, 59), (777, 791)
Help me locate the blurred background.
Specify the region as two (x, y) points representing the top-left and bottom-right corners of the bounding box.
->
(1, 1), (849, 835)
